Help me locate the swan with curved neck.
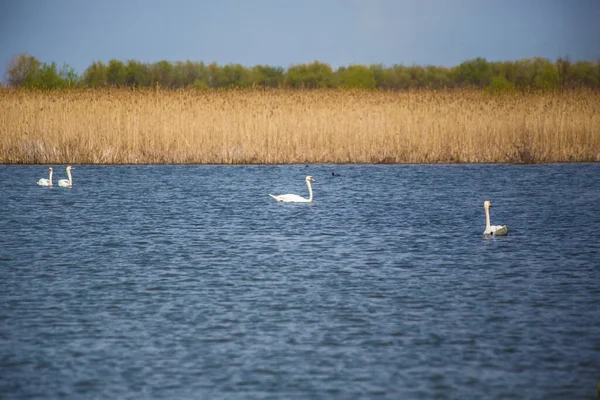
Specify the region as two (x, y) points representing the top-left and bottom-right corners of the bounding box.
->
(58, 166), (75, 188)
(484, 200), (507, 236)
(270, 176), (315, 203)
(37, 168), (53, 186)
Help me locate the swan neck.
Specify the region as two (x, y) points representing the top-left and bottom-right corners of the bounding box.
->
(67, 169), (72, 184)
(307, 180), (313, 202)
(49, 170), (53, 186)
(485, 207), (491, 229)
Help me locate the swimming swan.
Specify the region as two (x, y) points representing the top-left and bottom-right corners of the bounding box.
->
(37, 167), (53, 186)
(58, 166), (75, 188)
(270, 176), (315, 203)
(483, 200), (507, 236)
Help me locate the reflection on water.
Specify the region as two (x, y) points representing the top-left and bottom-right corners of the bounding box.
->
(1, 164), (599, 399)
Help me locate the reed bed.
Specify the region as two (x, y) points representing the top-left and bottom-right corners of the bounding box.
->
(1, 88), (599, 164)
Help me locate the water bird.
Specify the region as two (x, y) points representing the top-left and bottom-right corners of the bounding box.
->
(483, 200), (507, 236)
(37, 167), (53, 186)
(58, 166), (75, 188)
(269, 176), (315, 203)
(332, 172), (341, 177)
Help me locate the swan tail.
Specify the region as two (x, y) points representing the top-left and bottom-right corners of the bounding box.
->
(494, 226), (508, 236)
(485, 225), (508, 236)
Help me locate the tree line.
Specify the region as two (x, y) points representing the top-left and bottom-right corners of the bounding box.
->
(4, 53), (600, 91)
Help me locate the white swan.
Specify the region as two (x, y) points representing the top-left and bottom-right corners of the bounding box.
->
(270, 176), (315, 203)
(37, 167), (53, 186)
(483, 200), (508, 236)
(58, 166), (75, 188)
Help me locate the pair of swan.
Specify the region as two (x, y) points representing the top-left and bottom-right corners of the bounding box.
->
(37, 166), (74, 187)
(268, 176), (508, 236)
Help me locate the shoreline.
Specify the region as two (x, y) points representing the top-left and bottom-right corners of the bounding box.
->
(3, 161), (598, 166)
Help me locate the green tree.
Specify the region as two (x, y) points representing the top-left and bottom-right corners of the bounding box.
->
(38, 62), (63, 88)
(532, 57), (558, 89)
(556, 56), (571, 91)
(179, 61), (208, 88)
(337, 65), (376, 88)
(489, 61), (517, 85)
(368, 64), (387, 88)
(512, 58), (557, 90)
(406, 65), (427, 88)
(83, 61), (108, 87)
(370, 64), (415, 89)
(423, 65), (450, 88)
(486, 75), (515, 94)
(126, 60), (149, 87)
(106, 59), (127, 86)
(5, 53), (41, 87)
(148, 60), (175, 87)
(221, 64), (252, 87)
(286, 61), (333, 88)
(206, 62), (223, 87)
(171, 61), (204, 87)
(390, 65), (412, 89)
(8, 54), (600, 90)
(58, 63), (80, 87)
(513, 58), (535, 89)
(453, 57), (491, 87)
(570, 61), (599, 88)
(251, 65), (284, 87)
(188, 61), (207, 87)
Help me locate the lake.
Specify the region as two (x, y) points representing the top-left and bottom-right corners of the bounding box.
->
(1, 164), (599, 399)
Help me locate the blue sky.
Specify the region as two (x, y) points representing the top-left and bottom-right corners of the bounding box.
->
(1, 0), (599, 80)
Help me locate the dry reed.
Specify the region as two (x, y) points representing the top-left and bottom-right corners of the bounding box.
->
(1, 88), (599, 164)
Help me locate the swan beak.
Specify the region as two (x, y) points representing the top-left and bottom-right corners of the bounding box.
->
(310, 177), (315, 181)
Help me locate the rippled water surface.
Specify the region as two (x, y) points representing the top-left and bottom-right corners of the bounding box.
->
(1, 164), (599, 399)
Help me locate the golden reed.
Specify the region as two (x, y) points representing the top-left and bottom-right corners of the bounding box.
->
(1, 88), (599, 164)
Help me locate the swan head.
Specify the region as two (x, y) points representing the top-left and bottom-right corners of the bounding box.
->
(48, 167), (53, 172)
(484, 200), (492, 209)
(66, 166), (74, 171)
(305, 176), (315, 182)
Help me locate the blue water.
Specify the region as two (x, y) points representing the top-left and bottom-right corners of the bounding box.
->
(1, 164), (599, 399)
